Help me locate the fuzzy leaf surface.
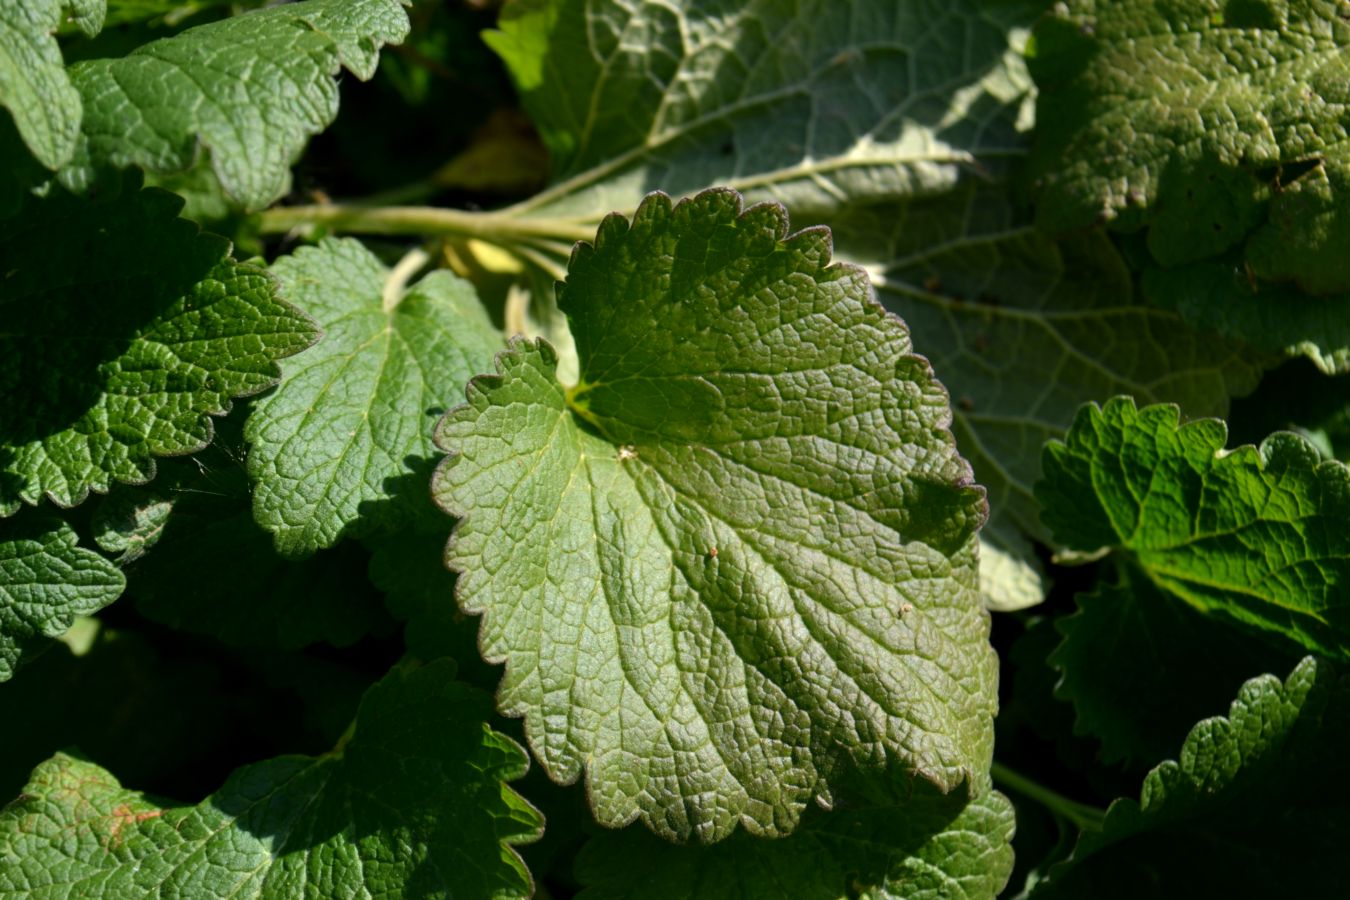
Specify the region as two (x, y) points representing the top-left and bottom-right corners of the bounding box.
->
(1033, 656), (1350, 897)
(826, 186), (1262, 609)
(1038, 397), (1350, 659)
(0, 186), (316, 515)
(0, 1), (101, 170)
(0, 516), (123, 681)
(576, 782), (1014, 900)
(1028, 0), (1350, 362)
(248, 238), (502, 556)
(60, 0), (410, 209)
(433, 189), (995, 842)
(0, 661), (543, 899)
(489, 0), (1039, 221)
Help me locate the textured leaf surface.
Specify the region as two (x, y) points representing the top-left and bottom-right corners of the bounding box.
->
(826, 187), (1263, 609)
(1143, 258), (1350, 375)
(249, 238), (502, 556)
(104, 408), (390, 649)
(1033, 657), (1350, 898)
(433, 189), (995, 842)
(60, 0), (410, 209)
(1038, 397), (1350, 659)
(577, 784), (1015, 900)
(0, 1), (101, 169)
(0, 186), (316, 515)
(0, 661), (543, 899)
(0, 516), (123, 682)
(1028, 0), (1350, 361)
(490, 0), (1039, 220)
(1051, 564), (1301, 765)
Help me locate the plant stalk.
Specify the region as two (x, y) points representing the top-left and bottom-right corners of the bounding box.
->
(257, 203), (596, 245)
(991, 761), (1108, 832)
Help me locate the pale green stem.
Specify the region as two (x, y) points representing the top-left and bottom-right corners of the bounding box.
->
(257, 203), (596, 245)
(991, 761), (1107, 832)
(382, 246), (432, 313)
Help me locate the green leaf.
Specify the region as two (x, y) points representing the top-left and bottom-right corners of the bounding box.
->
(1143, 256), (1350, 375)
(1051, 563), (1301, 766)
(248, 238), (503, 557)
(576, 784), (1016, 900)
(0, 660), (544, 899)
(0, 185), (316, 515)
(1038, 397), (1350, 659)
(0, 515), (123, 682)
(826, 186), (1263, 610)
(489, 0), (1040, 221)
(1028, 0), (1350, 356)
(1032, 656), (1350, 898)
(0, 1), (101, 169)
(105, 407), (392, 649)
(59, 0), (410, 209)
(432, 189), (995, 842)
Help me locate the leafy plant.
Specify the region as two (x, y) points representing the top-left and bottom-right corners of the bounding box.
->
(1, 1), (1346, 897)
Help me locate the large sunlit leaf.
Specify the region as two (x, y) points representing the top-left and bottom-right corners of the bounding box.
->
(0, 661), (543, 898)
(432, 189), (995, 842)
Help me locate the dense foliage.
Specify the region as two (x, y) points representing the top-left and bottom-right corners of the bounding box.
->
(1, 1), (1346, 896)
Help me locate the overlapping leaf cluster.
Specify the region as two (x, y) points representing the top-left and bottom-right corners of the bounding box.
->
(2, 0), (1348, 897)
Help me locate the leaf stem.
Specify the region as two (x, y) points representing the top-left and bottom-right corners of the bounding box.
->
(257, 203), (596, 245)
(382, 247), (432, 313)
(991, 761), (1107, 832)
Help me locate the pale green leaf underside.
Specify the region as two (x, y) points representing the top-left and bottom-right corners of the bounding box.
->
(1034, 656), (1350, 897)
(0, 186), (317, 515)
(577, 786), (1015, 900)
(0, 661), (543, 899)
(0, 516), (123, 682)
(490, 0), (1040, 221)
(1029, 0), (1350, 347)
(0, 1), (101, 169)
(59, 0), (410, 210)
(823, 186), (1263, 609)
(249, 238), (502, 557)
(1038, 397), (1350, 659)
(433, 190), (995, 842)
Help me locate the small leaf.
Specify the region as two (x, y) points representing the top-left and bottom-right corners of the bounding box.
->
(577, 784), (1016, 900)
(1038, 397), (1350, 659)
(0, 1), (101, 170)
(0, 515), (123, 682)
(0, 660), (543, 899)
(0, 185), (317, 514)
(248, 238), (502, 557)
(60, 0), (410, 209)
(433, 189), (995, 842)
(1033, 656), (1350, 897)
